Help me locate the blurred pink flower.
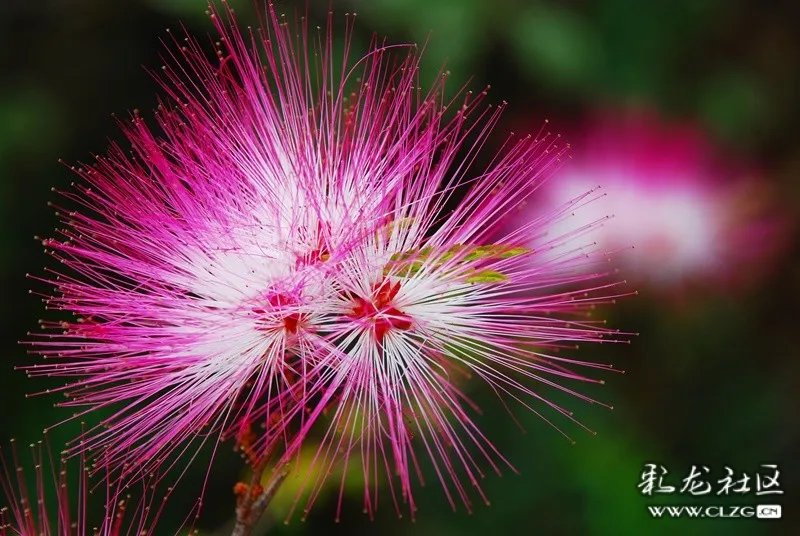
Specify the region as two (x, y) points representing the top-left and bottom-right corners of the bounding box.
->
(519, 110), (788, 292)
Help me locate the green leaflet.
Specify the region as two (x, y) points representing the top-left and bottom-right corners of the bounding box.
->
(390, 243), (530, 264)
(464, 244), (531, 261)
(497, 246), (531, 258)
(390, 246), (433, 262)
(383, 260), (425, 277)
(385, 244), (528, 284)
(464, 269), (509, 284)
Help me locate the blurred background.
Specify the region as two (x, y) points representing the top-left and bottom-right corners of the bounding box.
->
(1, 0), (797, 534)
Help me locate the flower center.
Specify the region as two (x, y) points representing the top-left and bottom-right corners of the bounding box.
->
(347, 279), (412, 342)
(253, 292), (303, 334)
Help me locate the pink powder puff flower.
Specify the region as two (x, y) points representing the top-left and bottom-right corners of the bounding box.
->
(25, 1), (631, 518)
(25, 3), (432, 484)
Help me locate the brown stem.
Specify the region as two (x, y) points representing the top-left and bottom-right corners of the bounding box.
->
(231, 462), (290, 536)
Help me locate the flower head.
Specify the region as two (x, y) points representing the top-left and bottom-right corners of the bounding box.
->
(27, 1), (629, 519)
(275, 129), (631, 518)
